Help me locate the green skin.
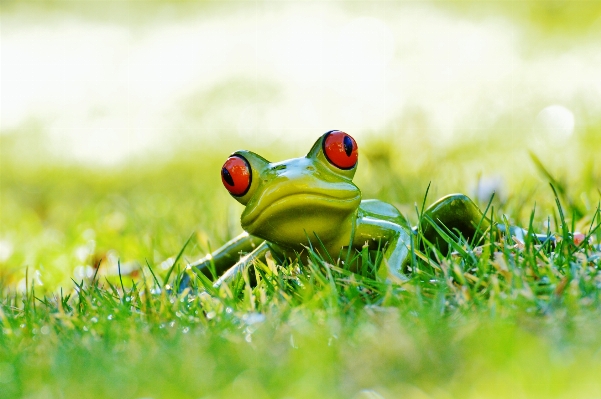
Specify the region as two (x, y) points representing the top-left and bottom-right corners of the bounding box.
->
(182, 132), (499, 289)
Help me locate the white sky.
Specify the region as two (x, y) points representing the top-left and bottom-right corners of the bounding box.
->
(2, 3), (600, 164)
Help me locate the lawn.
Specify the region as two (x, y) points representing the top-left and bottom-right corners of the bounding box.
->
(2, 1), (601, 398)
(1, 126), (600, 399)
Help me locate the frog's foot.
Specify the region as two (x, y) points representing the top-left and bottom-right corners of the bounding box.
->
(176, 233), (265, 293)
(206, 241), (270, 290)
(353, 209), (413, 283)
(496, 224), (555, 246)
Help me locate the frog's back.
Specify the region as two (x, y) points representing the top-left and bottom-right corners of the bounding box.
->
(359, 199), (411, 230)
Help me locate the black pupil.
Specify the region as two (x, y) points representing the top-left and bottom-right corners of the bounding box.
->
(222, 167), (235, 186)
(343, 135), (353, 156)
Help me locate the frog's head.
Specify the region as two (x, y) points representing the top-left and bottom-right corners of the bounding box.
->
(220, 130), (362, 247)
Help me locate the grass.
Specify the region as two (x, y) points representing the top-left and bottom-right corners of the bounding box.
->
(1, 129), (601, 399)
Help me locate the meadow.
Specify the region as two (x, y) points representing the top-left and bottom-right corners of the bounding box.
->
(1, 125), (600, 398)
(2, 1), (601, 398)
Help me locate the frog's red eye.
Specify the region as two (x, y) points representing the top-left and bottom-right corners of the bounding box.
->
(323, 130), (358, 169)
(221, 155), (252, 196)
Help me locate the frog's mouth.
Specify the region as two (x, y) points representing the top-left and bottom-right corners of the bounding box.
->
(241, 188), (361, 236)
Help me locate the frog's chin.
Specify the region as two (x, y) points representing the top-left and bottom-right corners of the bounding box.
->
(241, 193), (360, 246)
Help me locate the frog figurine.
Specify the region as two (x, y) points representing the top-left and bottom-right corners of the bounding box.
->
(180, 130), (524, 290)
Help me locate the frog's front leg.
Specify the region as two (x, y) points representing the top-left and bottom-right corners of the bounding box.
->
(353, 212), (413, 282)
(212, 241), (271, 288)
(178, 232), (265, 291)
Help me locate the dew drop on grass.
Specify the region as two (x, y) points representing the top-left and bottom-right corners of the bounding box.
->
(107, 315), (113, 320)
(242, 312), (265, 325)
(160, 258), (174, 271)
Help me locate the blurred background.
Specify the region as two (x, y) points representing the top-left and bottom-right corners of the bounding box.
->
(1, 0), (601, 290)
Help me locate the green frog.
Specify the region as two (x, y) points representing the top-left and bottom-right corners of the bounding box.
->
(181, 130), (512, 290)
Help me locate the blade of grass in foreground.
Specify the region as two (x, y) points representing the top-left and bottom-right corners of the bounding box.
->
(163, 232), (195, 287)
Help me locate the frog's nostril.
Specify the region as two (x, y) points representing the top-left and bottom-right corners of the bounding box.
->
(273, 165), (287, 171)
(306, 166), (315, 171)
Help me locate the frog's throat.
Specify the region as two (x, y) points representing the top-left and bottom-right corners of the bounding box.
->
(240, 191), (361, 234)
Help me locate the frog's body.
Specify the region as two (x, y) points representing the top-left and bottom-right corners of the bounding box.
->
(180, 130), (503, 290)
